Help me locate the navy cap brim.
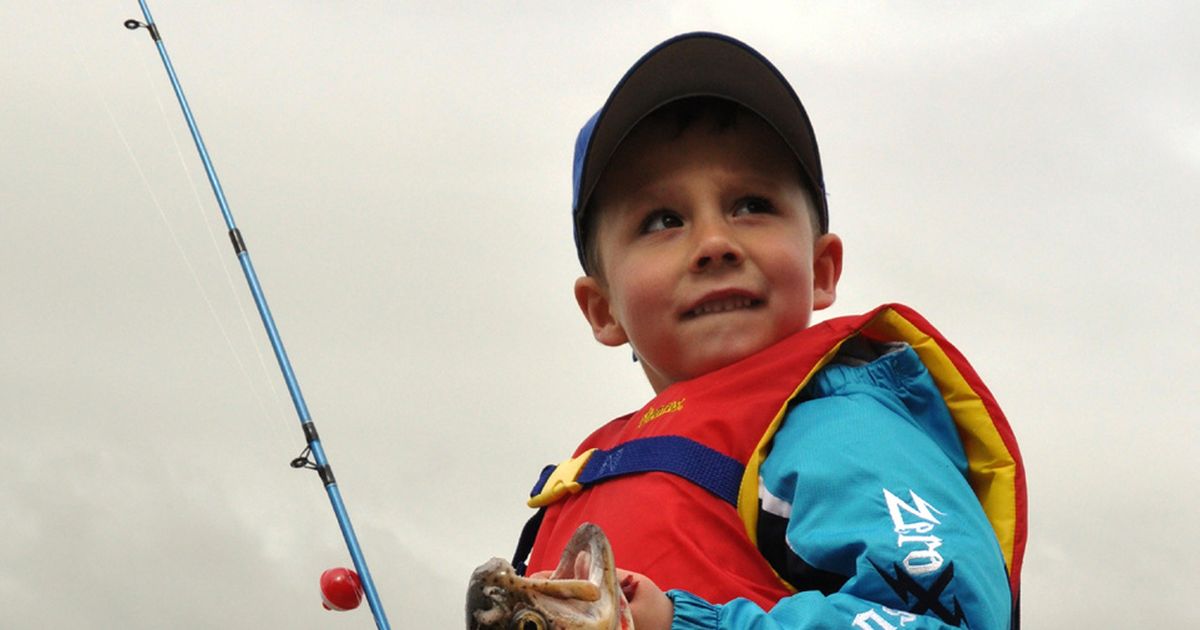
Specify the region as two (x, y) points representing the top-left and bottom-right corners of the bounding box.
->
(572, 32), (828, 271)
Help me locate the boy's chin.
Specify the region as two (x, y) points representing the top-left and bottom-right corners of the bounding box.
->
(648, 339), (779, 390)
(690, 347), (765, 376)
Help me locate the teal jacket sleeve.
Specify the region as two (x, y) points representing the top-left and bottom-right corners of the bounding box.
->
(667, 346), (1012, 629)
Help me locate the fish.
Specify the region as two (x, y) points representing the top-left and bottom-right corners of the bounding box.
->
(466, 523), (634, 629)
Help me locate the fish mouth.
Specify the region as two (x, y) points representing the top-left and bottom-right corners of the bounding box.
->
(682, 290), (764, 319)
(466, 523), (629, 630)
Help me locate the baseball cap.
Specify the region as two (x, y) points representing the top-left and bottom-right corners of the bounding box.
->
(571, 32), (828, 272)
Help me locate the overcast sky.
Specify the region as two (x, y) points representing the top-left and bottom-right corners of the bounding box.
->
(3, 1), (1198, 627)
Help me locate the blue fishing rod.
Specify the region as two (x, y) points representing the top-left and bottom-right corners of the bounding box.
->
(124, 3), (390, 628)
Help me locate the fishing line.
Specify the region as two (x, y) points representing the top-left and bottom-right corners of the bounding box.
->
(136, 48), (294, 447)
(48, 0), (290, 450)
(118, 108), (286, 447)
(123, 2), (391, 628)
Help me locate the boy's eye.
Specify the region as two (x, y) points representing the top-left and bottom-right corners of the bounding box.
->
(640, 210), (684, 233)
(732, 196), (775, 216)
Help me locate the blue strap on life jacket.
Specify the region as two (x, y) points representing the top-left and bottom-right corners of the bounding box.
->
(529, 435), (744, 506)
(513, 435), (745, 575)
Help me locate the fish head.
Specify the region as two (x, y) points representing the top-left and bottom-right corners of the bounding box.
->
(466, 523), (633, 630)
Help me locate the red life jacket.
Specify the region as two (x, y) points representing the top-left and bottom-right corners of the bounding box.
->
(523, 304), (1026, 611)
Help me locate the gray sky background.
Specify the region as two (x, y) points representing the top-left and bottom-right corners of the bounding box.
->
(3, 1), (1197, 627)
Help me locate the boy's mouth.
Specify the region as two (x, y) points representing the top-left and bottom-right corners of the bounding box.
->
(682, 295), (764, 319)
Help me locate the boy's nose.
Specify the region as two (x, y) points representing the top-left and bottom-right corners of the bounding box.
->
(689, 224), (745, 272)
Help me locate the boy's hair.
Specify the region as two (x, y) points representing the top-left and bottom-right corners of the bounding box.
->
(579, 96), (825, 276)
(571, 32), (829, 275)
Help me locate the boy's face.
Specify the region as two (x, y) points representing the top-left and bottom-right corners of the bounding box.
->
(575, 110), (843, 393)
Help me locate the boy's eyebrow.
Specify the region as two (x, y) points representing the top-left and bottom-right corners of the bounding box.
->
(609, 163), (801, 204)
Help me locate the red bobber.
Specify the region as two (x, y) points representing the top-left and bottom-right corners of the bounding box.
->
(320, 567), (363, 611)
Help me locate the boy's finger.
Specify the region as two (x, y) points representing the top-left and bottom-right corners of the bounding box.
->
(615, 570), (640, 601)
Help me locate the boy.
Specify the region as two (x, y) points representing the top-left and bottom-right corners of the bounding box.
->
(514, 33), (1026, 629)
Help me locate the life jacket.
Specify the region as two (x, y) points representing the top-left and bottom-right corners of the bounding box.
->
(516, 304), (1026, 614)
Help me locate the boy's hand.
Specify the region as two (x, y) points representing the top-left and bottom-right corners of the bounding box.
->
(617, 569), (673, 630)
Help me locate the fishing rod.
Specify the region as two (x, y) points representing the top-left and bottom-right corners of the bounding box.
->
(123, 2), (390, 628)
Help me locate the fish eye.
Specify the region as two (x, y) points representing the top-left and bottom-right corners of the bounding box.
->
(509, 610), (547, 630)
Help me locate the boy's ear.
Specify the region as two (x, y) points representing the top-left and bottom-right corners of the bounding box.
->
(574, 276), (629, 347)
(812, 233), (843, 311)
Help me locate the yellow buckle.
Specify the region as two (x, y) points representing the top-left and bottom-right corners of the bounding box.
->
(527, 448), (596, 508)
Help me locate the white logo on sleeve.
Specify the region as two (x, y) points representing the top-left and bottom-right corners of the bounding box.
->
(852, 489), (967, 627)
(883, 489), (946, 577)
(852, 606), (917, 629)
